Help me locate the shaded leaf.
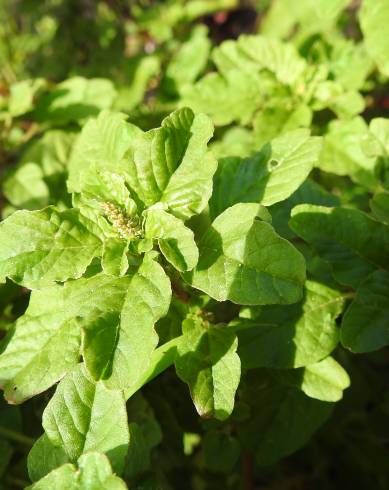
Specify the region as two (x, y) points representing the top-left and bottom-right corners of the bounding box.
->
(176, 317), (240, 420)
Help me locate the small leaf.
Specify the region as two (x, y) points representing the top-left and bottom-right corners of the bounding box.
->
(164, 25), (211, 94)
(297, 357), (350, 402)
(187, 203), (305, 305)
(79, 166), (137, 217)
(3, 162), (49, 210)
(175, 317), (241, 421)
(42, 364), (129, 474)
(145, 208), (198, 271)
(68, 110), (141, 193)
(34, 77), (117, 124)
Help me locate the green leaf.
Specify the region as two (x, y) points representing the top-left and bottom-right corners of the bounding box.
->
(290, 204), (389, 287)
(212, 35), (306, 86)
(296, 357), (350, 402)
(145, 208), (198, 271)
(318, 117), (376, 189)
(237, 281), (343, 368)
(360, 0), (389, 77)
(114, 56), (160, 112)
(78, 166), (137, 216)
(0, 274), (129, 403)
(252, 103), (312, 148)
(239, 371), (333, 466)
(175, 317), (241, 420)
(370, 192), (389, 224)
(102, 238), (129, 277)
(27, 452), (127, 490)
(0, 316), (80, 404)
(210, 129), (322, 217)
(17, 129), (76, 207)
(0, 207), (102, 289)
(85, 254), (171, 389)
(3, 162), (49, 210)
(8, 78), (47, 117)
(262, 0), (350, 39)
(34, 77), (117, 124)
(165, 25), (211, 94)
(28, 434), (69, 482)
(181, 70), (263, 126)
(270, 179), (340, 240)
(341, 270), (389, 353)
(68, 110), (141, 193)
(187, 203), (306, 305)
(42, 364), (129, 474)
(126, 107), (217, 219)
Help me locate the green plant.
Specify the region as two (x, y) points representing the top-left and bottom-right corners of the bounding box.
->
(1, 1), (389, 489)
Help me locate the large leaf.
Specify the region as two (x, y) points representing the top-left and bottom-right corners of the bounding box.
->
(237, 281), (343, 368)
(341, 270), (389, 353)
(0, 274), (129, 403)
(210, 129), (322, 217)
(290, 204), (389, 287)
(175, 317), (240, 420)
(126, 107), (217, 219)
(86, 253), (172, 390)
(360, 0), (389, 77)
(0, 207), (102, 289)
(187, 203), (305, 305)
(42, 364), (129, 474)
(27, 452), (127, 490)
(144, 208), (198, 271)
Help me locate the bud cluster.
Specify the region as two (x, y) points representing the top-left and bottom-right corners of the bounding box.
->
(101, 202), (142, 240)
